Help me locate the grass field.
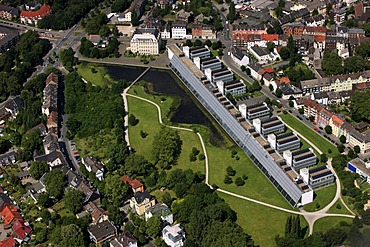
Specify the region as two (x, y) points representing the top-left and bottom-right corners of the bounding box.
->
(127, 96), (205, 174)
(313, 216), (353, 234)
(76, 63), (116, 87)
(280, 113), (338, 157)
(303, 184), (337, 212)
(220, 193), (308, 247)
(327, 199), (352, 215)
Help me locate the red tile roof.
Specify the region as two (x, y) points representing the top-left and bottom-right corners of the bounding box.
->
(263, 67), (274, 73)
(0, 237), (17, 247)
(314, 35), (326, 42)
(20, 4), (51, 19)
(122, 176), (144, 190)
(12, 219), (32, 240)
(46, 73), (58, 85)
(331, 115), (343, 127)
(261, 34), (278, 42)
(1, 206), (22, 225)
(303, 99), (323, 112)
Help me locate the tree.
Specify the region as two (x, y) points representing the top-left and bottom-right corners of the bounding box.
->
(107, 204), (124, 225)
(241, 65), (246, 72)
(337, 144), (345, 153)
(131, 11), (139, 26)
(224, 175), (232, 184)
(275, 88), (283, 98)
(146, 216), (162, 237)
(105, 173), (128, 205)
(128, 114), (139, 126)
(266, 41), (275, 52)
(298, 107), (304, 114)
(279, 47), (291, 60)
(289, 100), (294, 107)
(64, 189), (83, 214)
(312, 8), (319, 16)
(38, 193), (50, 208)
(354, 145), (360, 154)
(121, 153), (154, 176)
(194, 39), (202, 47)
(364, 23), (370, 37)
(60, 224), (85, 247)
(227, 2), (236, 23)
(340, 135), (347, 144)
(44, 169), (65, 199)
(234, 177), (245, 186)
(320, 153), (328, 163)
(29, 161), (49, 179)
(152, 128), (182, 169)
(226, 166), (236, 176)
(324, 125), (332, 134)
(185, 39), (193, 47)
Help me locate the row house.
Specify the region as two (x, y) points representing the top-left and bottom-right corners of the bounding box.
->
(20, 3), (51, 25)
(233, 33), (279, 49)
(303, 14), (325, 27)
(283, 24), (305, 35)
(191, 25), (216, 40)
(42, 73), (58, 116)
(317, 108), (333, 129)
(302, 99), (323, 122)
(302, 26), (327, 37)
(232, 25), (266, 39)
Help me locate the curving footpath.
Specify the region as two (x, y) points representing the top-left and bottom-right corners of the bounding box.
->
(124, 91), (355, 236)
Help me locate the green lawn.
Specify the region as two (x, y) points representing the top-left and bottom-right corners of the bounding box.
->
(76, 63), (116, 87)
(303, 184), (337, 212)
(327, 199), (352, 215)
(127, 96), (205, 174)
(220, 193), (308, 247)
(280, 113), (338, 157)
(129, 84), (292, 209)
(313, 216), (353, 233)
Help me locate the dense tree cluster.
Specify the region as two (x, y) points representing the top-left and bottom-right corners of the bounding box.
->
(63, 189), (83, 214)
(172, 183), (254, 246)
(285, 63), (315, 86)
(0, 31), (51, 101)
(152, 128), (182, 169)
(44, 168), (66, 199)
(111, 0), (131, 12)
(64, 71), (124, 140)
(351, 91), (370, 122)
(38, 0), (102, 30)
(84, 13), (110, 37)
(79, 37), (120, 59)
(60, 48), (78, 72)
(29, 161), (49, 179)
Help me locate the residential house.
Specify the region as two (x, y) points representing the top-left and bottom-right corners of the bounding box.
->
(84, 201), (108, 224)
(43, 132), (59, 154)
(0, 150), (16, 166)
(130, 28), (162, 55)
(317, 108), (333, 128)
(160, 23), (171, 39)
(249, 46), (280, 63)
(46, 111), (58, 129)
(145, 204), (173, 225)
(11, 219), (32, 243)
(162, 224), (185, 247)
(171, 23), (188, 39)
(122, 176), (144, 193)
(0, 237), (18, 247)
(1, 206), (22, 225)
(88, 220), (117, 244)
(20, 3), (51, 25)
(78, 181), (96, 204)
(121, 0), (147, 23)
(329, 115), (344, 137)
(176, 9), (191, 23)
(0, 5), (18, 20)
(0, 194), (12, 211)
(311, 92), (328, 105)
(89, 35), (102, 46)
(303, 14), (325, 27)
(303, 99), (323, 122)
(191, 25), (215, 39)
(348, 123), (370, 154)
(247, 61), (263, 81)
(110, 232), (137, 247)
(0, 27), (19, 53)
(82, 156), (105, 181)
(130, 191), (155, 216)
(34, 150), (66, 170)
(26, 123), (47, 136)
(280, 84), (303, 100)
(230, 46), (250, 67)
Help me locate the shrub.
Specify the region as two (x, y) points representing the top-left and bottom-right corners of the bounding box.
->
(140, 130), (148, 138)
(192, 147), (200, 156)
(128, 114), (139, 126)
(242, 174), (248, 180)
(199, 154), (205, 160)
(282, 110), (287, 114)
(336, 203), (342, 209)
(235, 156), (240, 160)
(235, 177), (245, 186)
(328, 149), (332, 154)
(224, 175), (232, 184)
(189, 153), (197, 162)
(231, 150), (237, 155)
(226, 166), (236, 176)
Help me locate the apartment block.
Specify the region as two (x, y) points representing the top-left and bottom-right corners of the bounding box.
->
(268, 132), (301, 153)
(183, 46), (210, 60)
(205, 68), (233, 84)
(193, 57), (221, 72)
(239, 102), (271, 121)
(283, 148), (317, 169)
(301, 166), (335, 189)
(253, 117), (285, 137)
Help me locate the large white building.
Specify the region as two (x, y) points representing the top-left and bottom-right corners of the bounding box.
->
(171, 23), (191, 39)
(162, 224), (185, 247)
(130, 28), (162, 55)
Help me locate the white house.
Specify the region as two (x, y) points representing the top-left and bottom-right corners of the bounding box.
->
(171, 23), (189, 39)
(249, 46), (280, 63)
(34, 150), (66, 170)
(162, 224), (185, 247)
(82, 156), (105, 181)
(230, 46), (250, 67)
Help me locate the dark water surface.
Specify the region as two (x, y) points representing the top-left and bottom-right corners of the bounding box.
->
(105, 65), (223, 142)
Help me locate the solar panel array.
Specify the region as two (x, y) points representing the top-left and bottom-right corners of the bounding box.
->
(312, 170), (332, 180)
(278, 135), (299, 145)
(292, 148), (310, 156)
(295, 152), (315, 162)
(277, 132), (294, 139)
(309, 165), (327, 174)
(301, 185), (309, 190)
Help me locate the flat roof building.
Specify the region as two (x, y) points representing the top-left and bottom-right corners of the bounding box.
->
(253, 116), (285, 137)
(183, 46), (210, 60)
(348, 158), (370, 184)
(205, 68), (234, 84)
(301, 166), (335, 189)
(268, 132), (301, 153)
(194, 56), (222, 72)
(239, 102), (271, 121)
(284, 148), (317, 169)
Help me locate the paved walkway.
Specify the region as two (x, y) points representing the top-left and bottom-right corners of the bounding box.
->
(123, 89), (355, 236)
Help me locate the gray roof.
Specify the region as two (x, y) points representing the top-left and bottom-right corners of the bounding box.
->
(88, 220), (116, 241)
(0, 194), (12, 207)
(110, 232), (137, 247)
(34, 150), (66, 165)
(231, 46), (245, 61)
(135, 28), (159, 36)
(250, 46), (270, 57)
(168, 44), (306, 206)
(133, 191), (151, 204)
(147, 204), (171, 217)
(16, 171), (30, 179)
